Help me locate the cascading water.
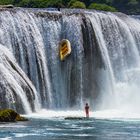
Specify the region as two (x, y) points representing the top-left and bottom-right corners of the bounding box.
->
(0, 44), (40, 114)
(0, 8), (140, 113)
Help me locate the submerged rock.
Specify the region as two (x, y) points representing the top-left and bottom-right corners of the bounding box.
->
(65, 117), (88, 120)
(0, 109), (28, 122)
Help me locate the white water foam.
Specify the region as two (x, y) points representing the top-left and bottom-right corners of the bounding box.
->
(0, 138), (12, 140)
(25, 109), (140, 120)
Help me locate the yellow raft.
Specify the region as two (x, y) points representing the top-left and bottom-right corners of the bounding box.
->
(59, 39), (71, 61)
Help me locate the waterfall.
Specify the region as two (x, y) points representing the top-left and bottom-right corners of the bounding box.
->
(0, 45), (40, 113)
(0, 8), (140, 113)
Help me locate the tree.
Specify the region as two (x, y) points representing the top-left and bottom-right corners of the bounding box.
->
(127, 0), (138, 6)
(17, 0), (64, 8)
(42, 0), (63, 8)
(16, 0), (30, 7)
(68, 0), (77, 7)
(13, 0), (21, 5)
(62, 0), (71, 6)
(80, 0), (91, 6)
(0, 0), (14, 5)
(113, 0), (128, 7)
(88, 3), (117, 12)
(90, 0), (113, 5)
(69, 1), (86, 8)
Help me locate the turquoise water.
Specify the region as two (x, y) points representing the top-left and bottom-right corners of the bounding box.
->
(1, 117), (140, 140)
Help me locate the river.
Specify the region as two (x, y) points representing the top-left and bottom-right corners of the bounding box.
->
(1, 110), (140, 140)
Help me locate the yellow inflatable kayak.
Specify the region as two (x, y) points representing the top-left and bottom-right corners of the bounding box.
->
(59, 39), (71, 61)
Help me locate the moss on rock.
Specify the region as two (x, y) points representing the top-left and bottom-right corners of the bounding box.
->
(16, 114), (28, 121)
(0, 109), (28, 122)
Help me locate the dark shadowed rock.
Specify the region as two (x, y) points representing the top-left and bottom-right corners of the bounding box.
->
(0, 109), (28, 122)
(65, 117), (88, 120)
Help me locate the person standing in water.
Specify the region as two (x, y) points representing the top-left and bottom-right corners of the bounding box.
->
(85, 103), (89, 118)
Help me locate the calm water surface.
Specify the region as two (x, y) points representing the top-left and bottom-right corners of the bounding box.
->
(0, 117), (140, 140)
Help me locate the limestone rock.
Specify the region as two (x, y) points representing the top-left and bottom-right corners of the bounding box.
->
(0, 5), (14, 8)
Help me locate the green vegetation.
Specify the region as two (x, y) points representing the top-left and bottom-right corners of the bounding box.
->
(0, 0), (140, 14)
(69, 1), (86, 9)
(17, 0), (63, 8)
(0, 0), (14, 5)
(88, 3), (117, 12)
(0, 109), (28, 122)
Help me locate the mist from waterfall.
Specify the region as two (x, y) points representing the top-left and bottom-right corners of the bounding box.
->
(0, 8), (140, 114)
